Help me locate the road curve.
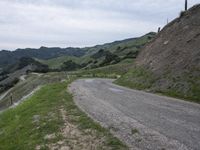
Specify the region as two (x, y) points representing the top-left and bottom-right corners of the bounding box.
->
(69, 79), (200, 150)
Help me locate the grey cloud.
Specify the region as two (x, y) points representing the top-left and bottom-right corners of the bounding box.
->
(0, 0), (199, 50)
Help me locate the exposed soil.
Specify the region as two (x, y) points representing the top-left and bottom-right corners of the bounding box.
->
(135, 4), (200, 100)
(137, 4), (200, 75)
(38, 108), (111, 150)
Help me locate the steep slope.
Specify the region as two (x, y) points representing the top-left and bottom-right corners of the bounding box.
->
(117, 4), (200, 102)
(136, 5), (200, 75)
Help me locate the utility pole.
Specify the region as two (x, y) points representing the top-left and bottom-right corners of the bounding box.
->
(10, 93), (13, 105)
(185, 0), (188, 11)
(158, 27), (161, 33)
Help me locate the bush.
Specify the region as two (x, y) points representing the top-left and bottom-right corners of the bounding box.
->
(61, 60), (81, 71)
(0, 75), (8, 82)
(180, 11), (186, 17)
(0, 78), (19, 93)
(99, 53), (120, 67)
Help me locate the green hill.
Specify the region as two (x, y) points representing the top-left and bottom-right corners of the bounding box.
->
(0, 47), (86, 69)
(40, 32), (156, 70)
(37, 56), (79, 69)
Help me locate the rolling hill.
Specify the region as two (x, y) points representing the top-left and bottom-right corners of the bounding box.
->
(0, 57), (49, 94)
(40, 32), (156, 69)
(0, 32), (155, 95)
(0, 47), (86, 69)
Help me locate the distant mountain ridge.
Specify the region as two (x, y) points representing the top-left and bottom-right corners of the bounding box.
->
(0, 32), (156, 70)
(0, 47), (86, 68)
(41, 32), (156, 70)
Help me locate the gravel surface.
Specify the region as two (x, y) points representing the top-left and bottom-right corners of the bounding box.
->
(69, 78), (200, 150)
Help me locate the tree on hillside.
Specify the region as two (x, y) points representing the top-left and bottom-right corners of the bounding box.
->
(61, 60), (80, 71)
(99, 53), (120, 67)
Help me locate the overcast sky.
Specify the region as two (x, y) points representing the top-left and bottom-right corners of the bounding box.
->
(0, 0), (199, 50)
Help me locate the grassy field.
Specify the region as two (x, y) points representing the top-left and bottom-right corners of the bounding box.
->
(0, 77), (127, 150)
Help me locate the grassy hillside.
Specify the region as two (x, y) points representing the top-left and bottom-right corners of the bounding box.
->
(0, 57), (50, 95)
(0, 72), (67, 110)
(0, 74), (127, 149)
(38, 56), (79, 69)
(0, 47), (86, 69)
(84, 32), (155, 55)
(80, 32), (155, 69)
(74, 60), (134, 78)
(115, 66), (156, 90)
(115, 66), (200, 103)
(40, 32), (155, 70)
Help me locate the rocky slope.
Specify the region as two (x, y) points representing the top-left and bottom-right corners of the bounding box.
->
(117, 4), (200, 101)
(136, 4), (200, 75)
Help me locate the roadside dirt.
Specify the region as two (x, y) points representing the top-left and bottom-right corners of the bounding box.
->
(39, 108), (110, 150)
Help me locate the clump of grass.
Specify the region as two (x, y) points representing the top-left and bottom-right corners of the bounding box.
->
(131, 128), (140, 135)
(115, 66), (155, 90)
(180, 11), (186, 17)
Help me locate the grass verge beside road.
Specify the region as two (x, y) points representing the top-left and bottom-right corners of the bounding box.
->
(0, 80), (127, 149)
(115, 66), (200, 103)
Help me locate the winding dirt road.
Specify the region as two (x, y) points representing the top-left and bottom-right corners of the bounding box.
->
(69, 78), (200, 150)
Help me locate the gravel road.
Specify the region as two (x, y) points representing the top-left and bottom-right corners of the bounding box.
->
(69, 78), (200, 150)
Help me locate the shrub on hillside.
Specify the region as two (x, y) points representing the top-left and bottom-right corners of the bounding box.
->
(100, 53), (120, 67)
(0, 78), (19, 94)
(61, 60), (81, 71)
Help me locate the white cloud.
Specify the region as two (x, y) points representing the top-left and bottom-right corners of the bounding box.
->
(0, 0), (199, 50)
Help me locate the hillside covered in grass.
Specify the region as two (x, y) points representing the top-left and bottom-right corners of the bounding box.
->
(0, 57), (49, 94)
(40, 32), (155, 70)
(0, 47), (86, 70)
